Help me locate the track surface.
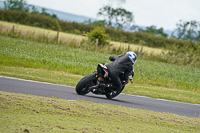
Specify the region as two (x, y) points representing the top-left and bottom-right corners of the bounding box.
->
(0, 76), (200, 118)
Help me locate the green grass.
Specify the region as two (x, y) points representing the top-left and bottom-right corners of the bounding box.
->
(0, 35), (199, 91)
(0, 35), (200, 104)
(134, 60), (200, 92)
(0, 35), (109, 75)
(0, 65), (82, 87)
(0, 65), (199, 104)
(1, 91), (200, 133)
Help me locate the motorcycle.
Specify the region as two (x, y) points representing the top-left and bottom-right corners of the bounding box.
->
(75, 63), (133, 99)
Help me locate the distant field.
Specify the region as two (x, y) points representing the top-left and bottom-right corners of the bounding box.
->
(111, 41), (163, 55)
(0, 35), (199, 104)
(0, 20), (163, 55)
(0, 20), (84, 40)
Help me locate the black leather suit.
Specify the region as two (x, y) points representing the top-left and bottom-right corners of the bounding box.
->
(106, 55), (134, 91)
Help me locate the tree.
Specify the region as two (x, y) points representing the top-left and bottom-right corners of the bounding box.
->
(113, 8), (133, 29)
(97, 5), (134, 29)
(4, 0), (57, 19)
(4, 0), (29, 12)
(31, 6), (39, 14)
(41, 8), (57, 18)
(88, 28), (110, 46)
(84, 19), (107, 27)
(139, 25), (168, 37)
(172, 20), (200, 42)
(97, 6), (115, 27)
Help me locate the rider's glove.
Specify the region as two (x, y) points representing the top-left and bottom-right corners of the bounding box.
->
(128, 75), (132, 80)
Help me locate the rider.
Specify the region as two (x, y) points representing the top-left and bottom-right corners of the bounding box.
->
(100, 51), (137, 91)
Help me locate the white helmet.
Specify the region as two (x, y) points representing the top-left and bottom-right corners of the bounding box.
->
(126, 51), (137, 64)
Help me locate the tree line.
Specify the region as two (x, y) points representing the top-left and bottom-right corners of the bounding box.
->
(3, 0), (57, 18)
(172, 20), (200, 42)
(89, 0), (200, 42)
(1, 0), (200, 46)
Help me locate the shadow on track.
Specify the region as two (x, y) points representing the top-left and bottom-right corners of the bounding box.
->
(74, 93), (141, 106)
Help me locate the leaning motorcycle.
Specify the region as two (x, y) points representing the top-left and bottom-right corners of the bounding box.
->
(75, 63), (133, 99)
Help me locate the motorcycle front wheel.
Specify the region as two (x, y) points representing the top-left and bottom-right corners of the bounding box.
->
(75, 74), (97, 95)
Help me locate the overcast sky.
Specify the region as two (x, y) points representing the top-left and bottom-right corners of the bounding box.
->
(26, 0), (200, 30)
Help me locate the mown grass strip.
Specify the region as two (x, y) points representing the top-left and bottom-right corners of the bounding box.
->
(0, 65), (200, 104)
(0, 91), (200, 133)
(0, 65), (82, 87)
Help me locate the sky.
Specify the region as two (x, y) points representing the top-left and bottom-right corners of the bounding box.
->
(26, 0), (200, 31)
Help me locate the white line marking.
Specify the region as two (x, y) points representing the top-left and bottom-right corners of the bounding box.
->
(0, 75), (75, 88)
(121, 93), (200, 106)
(1, 75), (199, 106)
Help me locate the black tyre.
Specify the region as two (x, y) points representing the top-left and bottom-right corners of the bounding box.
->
(106, 86), (124, 99)
(75, 74), (97, 95)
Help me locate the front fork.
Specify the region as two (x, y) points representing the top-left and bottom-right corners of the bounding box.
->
(88, 72), (101, 91)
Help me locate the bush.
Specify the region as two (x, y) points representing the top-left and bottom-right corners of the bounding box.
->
(88, 28), (110, 46)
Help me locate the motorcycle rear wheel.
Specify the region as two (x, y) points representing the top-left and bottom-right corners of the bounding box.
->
(106, 86), (124, 99)
(75, 74), (97, 95)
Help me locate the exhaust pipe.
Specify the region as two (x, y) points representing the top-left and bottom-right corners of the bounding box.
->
(89, 85), (98, 90)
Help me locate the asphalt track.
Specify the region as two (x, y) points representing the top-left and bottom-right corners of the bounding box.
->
(0, 76), (200, 118)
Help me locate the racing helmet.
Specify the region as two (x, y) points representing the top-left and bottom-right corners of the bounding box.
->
(126, 51), (137, 64)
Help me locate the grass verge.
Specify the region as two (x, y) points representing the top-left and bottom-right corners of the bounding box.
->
(0, 91), (200, 133)
(0, 65), (200, 104)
